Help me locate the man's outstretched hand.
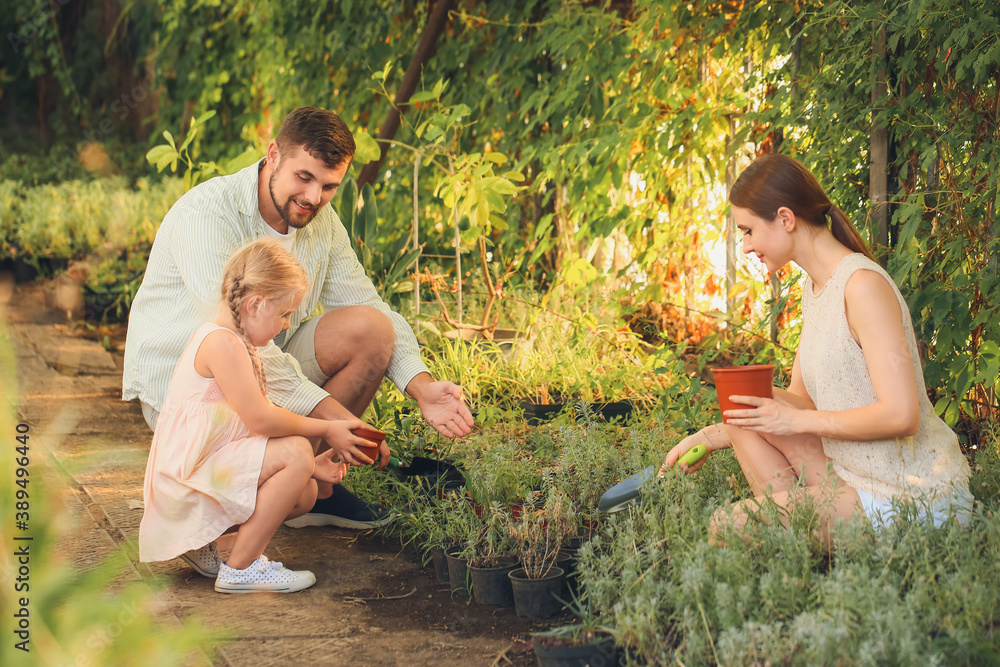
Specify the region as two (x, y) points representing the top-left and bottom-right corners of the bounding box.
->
(416, 380), (474, 438)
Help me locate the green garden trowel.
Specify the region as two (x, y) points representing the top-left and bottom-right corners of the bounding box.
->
(597, 444), (708, 514)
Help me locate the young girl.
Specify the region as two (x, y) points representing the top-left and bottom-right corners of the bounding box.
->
(139, 238), (380, 593)
(663, 153), (972, 543)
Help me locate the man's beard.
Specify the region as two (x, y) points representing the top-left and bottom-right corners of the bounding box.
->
(269, 169), (319, 229)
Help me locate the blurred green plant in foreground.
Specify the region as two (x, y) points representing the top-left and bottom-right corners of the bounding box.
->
(0, 321), (221, 666)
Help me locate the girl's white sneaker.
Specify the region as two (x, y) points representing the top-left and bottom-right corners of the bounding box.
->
(179, 542), (220, 578)
(214, 555), (316, 594)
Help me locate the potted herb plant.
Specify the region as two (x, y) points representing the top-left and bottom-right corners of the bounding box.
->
(507, 480), (576, 619)
(531, 623), (619, 667)
(441, 489), (481, 597)
(462, 432), (542, 509)
(532, 586), (620, 665)
(464, 503), (519, 606)
(401, 494), (451, 585)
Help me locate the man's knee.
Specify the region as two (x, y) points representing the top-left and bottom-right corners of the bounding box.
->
(320, 307), (393, 361)
(350, 307), (393, 353)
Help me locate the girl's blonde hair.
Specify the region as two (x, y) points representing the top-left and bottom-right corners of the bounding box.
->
(220, 239), (307, 394)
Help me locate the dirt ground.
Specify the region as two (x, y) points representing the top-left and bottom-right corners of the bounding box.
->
(5, 281), (571, 666)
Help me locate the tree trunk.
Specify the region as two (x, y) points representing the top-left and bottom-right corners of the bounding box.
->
(357, 0), (455, 188)
(870, 16), (890, 264)
(37, 78), (48, 147)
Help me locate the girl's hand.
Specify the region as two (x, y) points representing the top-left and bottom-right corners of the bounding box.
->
(323, 420), (378, 466)
(660, 426), (722, 476)
(723, 395), (806, 436)
(313, 449), (348, 484)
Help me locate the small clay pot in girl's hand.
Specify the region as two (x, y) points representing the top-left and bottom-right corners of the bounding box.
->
(351, 426), (386, 466)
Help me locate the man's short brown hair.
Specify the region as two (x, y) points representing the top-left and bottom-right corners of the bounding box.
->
(276, 107), (356, 169)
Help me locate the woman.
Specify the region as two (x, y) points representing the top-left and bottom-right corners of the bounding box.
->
(664, 153), (972, 543)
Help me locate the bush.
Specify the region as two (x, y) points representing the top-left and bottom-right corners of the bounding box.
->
(1, 177), (184, 264)
(574, 452), (1000, 666)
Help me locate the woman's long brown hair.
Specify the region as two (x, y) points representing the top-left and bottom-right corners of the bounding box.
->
(729, 153), (875, 261)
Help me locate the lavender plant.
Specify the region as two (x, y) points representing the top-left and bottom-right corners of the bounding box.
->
(509, 475), (576, 579)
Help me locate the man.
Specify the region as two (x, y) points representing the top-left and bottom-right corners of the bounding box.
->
(124, 106), (473, 529)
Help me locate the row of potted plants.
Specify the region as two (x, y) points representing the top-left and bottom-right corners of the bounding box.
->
(433, 479), (579, 618)
(419, 287), (675, 422)
(381, 416), (678, 667)
(1, 176), (186, 321)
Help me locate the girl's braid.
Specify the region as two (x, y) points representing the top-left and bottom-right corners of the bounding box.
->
(227, 268), (267, 394)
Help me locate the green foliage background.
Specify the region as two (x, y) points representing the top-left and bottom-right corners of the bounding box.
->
(5, 3), (1000, 662)
(2, 0), (998, 425)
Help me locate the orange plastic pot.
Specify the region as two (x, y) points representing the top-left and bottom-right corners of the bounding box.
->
(351, 426), (385, 465)
(710, 365), (775, 423)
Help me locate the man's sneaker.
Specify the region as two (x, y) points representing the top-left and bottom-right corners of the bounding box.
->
(179, 542), (220, 578)
(214, 555), (316, 594)
(283, 485), (397, 529)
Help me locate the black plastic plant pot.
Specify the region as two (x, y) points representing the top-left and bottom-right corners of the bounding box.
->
(519, 400), (567, 426)
(1, 258), (38, 284)
(508, 566), (566, 619)
(592, 401), (634, 423)
(554, 550), (575, 573)
(445, 547), (470, 597)
(430, 547), (450, 585)
(554, 550), (583, 598)
(468, 558), (518, 606)
(531, 633), (620, 667)
(443, 327), (522, 361)
(396, 456), (465, 496)
(557, 549), (582, 579)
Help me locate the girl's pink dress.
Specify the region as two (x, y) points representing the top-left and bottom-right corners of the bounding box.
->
(139, 322), (268, 562)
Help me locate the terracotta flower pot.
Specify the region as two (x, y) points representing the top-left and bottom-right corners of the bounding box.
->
(710, 364), (775, 423)
(351, 426), (385, 465)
